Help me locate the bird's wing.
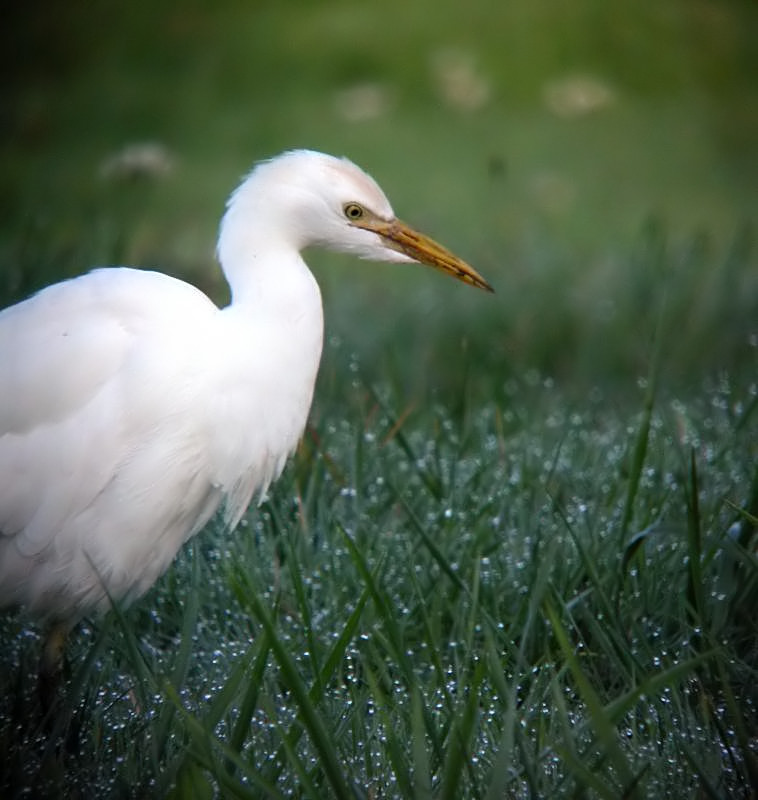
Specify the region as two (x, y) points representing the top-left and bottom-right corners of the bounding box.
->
(0, 267), (219, 556)
(0, 268), (215, 435)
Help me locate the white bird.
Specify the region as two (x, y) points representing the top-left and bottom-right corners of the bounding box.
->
(0, 149), (492, 627)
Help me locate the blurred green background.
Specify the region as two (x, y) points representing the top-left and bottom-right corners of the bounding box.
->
(2, 0), (757, 396)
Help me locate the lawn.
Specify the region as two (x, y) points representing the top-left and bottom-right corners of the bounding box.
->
(1, 1), (757, 797)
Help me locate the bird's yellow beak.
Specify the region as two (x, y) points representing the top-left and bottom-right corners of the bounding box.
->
(358, 217), (494, 293)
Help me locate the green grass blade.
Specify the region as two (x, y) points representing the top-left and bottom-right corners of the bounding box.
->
(155, 542), (202, 761)
(260, 693), (322, 798)
(544, 594), (638, 796)
(284, 529), (323, 693)
(367, 384), (443, 499)
(603, 650), (713, 723)
(685, 448), (705, 632)
(229, 631), (270, 757)
(619, 282), (667, 546)
(390, 484), (467, 593)
(362, 660), (414, 797)
(264, 585), (370, 786)
(164, 682), (286, 799)
(553, 745), (620, 799)
(338, 522), (415, 681)
(439, 659), (485, 800)
(160, 643), (258, 794)
(411, 686), (433, 800)
(237, 571), (358, 800)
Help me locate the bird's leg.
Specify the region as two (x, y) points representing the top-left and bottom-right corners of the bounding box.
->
(37, 621), (69, 715)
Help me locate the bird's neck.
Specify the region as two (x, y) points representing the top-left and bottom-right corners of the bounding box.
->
(216, 221), (323, 378)
(215, 189), (324, 371)
(221, 244), (317, 319)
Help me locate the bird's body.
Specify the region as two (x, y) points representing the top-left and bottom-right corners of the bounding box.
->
(0, 150), (491, 623)
(0, 266), (321, 618)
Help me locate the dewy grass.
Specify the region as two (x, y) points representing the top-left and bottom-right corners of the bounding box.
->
(1, 377), (757, 796)
(10, 366), (758, 797)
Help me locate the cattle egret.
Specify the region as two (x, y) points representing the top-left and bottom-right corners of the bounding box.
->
(0, 149), (492, 629)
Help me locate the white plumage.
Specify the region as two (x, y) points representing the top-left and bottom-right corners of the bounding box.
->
(0, 149), (491, 623)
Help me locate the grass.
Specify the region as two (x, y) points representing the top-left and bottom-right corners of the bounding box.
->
(2, 1), (758, 797)
(2, 358), (757, 797)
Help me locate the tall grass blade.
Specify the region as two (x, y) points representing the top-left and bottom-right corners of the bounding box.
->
(284, 529), (322, 693)
(391, 484), (467, 593)
(712, 650), (758, 788)
(411, 686), (433, 800)
(439, 659), (485, 800)
(155, 542), (202, 762)
(164, 683), (286, 799)
(685, 448), (705, 634)
(260, 693), (321, 798)
(338, 523), (415, 681)
(367, 384), (443, 499)
(235, 570), (358, 800)
(619, 281), (668, 547)
(229, 632), (270, 758)
(264, 586), (370, 786)
(544, 595), (638, 796)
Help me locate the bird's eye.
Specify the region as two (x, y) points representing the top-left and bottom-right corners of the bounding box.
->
(343, 203), (364, 221)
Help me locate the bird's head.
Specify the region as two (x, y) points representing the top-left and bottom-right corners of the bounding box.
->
(219, 150), (493, 293)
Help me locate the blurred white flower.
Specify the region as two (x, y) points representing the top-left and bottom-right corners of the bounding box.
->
(100, 142), (175, 180)
(333, 83), (391, 122)
(430, 48), (491, 112)
(543, 74), (615, 117)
